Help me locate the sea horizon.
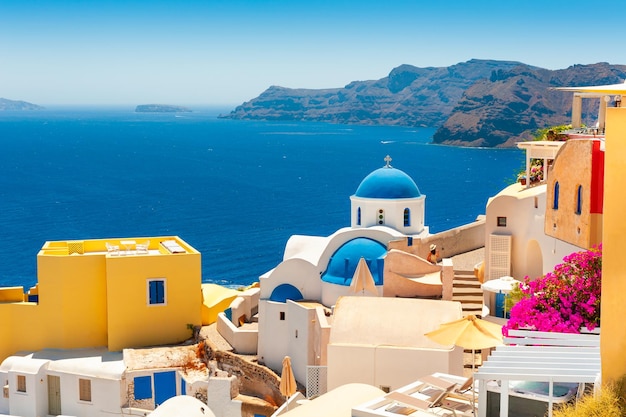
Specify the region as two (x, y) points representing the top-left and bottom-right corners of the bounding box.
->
(0, 109), (524, 290)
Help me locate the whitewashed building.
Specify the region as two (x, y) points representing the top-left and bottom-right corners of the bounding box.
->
(255, 157), (471, 394)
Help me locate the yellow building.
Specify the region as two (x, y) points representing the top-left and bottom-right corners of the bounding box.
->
(560, 81), (626, 386)
(544, 138), (604, 249)
(603, 105), (626, 386)
(0, 237), (201, 363)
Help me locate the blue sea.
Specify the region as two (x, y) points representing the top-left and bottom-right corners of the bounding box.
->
(0, 108), (524, 289)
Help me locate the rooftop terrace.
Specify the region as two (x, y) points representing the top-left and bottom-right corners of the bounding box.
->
(38, 236), (196, 257)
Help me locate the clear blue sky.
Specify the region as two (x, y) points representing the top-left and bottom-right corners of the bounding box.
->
(2, 0), (623, 107)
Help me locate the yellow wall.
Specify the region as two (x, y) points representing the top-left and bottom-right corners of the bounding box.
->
(37, 252), (109, 349)
(0, 287), (26, 302)
(106, 251), (202, 351)
(0, 236), (202, 363)
(601, 107), (626, 384)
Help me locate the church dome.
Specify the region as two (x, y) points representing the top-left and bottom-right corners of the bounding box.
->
(354, 164), (421, 199)
(321, 238), (386, 286)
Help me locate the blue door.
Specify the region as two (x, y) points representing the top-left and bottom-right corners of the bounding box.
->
(154, 371), (177, 406)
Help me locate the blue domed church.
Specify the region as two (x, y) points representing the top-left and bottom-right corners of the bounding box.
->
(256, 156), (444, 381)
(351, 155), (427, 236)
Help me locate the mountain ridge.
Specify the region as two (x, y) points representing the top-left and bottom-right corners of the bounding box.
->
(221, 60), (626, 147)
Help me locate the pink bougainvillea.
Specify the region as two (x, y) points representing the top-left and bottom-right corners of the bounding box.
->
(503, 244), (602, 335)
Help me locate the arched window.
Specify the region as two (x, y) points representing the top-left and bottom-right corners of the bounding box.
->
(357, 207), (361, 225)
(403, 208), (411, 227)
(553, 181), (560, 210)
(576, 185), (583, 215)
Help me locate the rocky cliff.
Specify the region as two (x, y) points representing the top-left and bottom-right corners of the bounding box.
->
(222, 60), (626, 147)
(433, 62), (626, 147)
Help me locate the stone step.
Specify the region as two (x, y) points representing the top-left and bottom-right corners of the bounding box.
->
(452, 271), (483, 317)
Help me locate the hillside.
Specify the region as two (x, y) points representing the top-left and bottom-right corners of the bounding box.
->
(221, 60), (626, 147)
(433, 62), (626, 147)
(222, 59), (522, 129)
(0, 98), (44, 111)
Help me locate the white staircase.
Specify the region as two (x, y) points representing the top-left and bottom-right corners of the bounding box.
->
(452, 270), (483, 317)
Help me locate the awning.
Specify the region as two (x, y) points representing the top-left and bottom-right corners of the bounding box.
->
(554, 81), (626, 94)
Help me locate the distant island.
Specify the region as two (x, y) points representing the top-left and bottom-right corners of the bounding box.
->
(135, 104), (192, 113)
(0, 98), (44, 111)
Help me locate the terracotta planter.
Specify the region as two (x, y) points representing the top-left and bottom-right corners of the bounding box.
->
(519, 178), (527, 185)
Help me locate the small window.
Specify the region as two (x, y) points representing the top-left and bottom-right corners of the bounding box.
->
(576, 185), (583, 215)
(17, 375), (26, 393)
(497, 217), (507, 227)
(356, 207), (361, 226)
(148, 279), (166, 305)
(134, 376), (152, 400)
(79, 378), (91, 402)
(279, 311), (285, 320)
(553, 181), (560, 210)
(403, 208), (411, 227)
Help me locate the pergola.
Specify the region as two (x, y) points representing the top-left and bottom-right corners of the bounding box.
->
(555, 81), (626, 130)
(474, 329), (600, 417)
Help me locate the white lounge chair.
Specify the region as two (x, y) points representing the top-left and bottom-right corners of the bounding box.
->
(136, 240), (150, 254)
(105, 242), (119, 256)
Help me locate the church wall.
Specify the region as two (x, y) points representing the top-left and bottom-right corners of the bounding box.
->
(350, 196), (426, 235)
(258, 258), (320, 301)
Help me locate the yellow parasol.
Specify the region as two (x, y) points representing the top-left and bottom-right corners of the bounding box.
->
(425, 315), (504, 414)
(280, 356), (297, 409)
(425, 314), (503, 353)
(349, 257), (378, 296)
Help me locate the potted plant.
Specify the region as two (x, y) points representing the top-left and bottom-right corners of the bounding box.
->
(517, 171), (527, 185)
(529, 159), (544, 184)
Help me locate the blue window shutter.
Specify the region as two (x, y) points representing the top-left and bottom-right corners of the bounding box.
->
(149, 280), (165, 304)
(149, 281), (157, 304)
(156, 281), (164, 303)
(134, 376), (152, 400)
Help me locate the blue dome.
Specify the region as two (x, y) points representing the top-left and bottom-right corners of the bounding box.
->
(269, 283), (303, 303)
(354, 167), (420, 199)
(321, 238), (386, 286)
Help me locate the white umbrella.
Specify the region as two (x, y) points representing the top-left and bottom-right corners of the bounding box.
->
(349, 257), (378, 296)
(481, 276), (520, 294)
